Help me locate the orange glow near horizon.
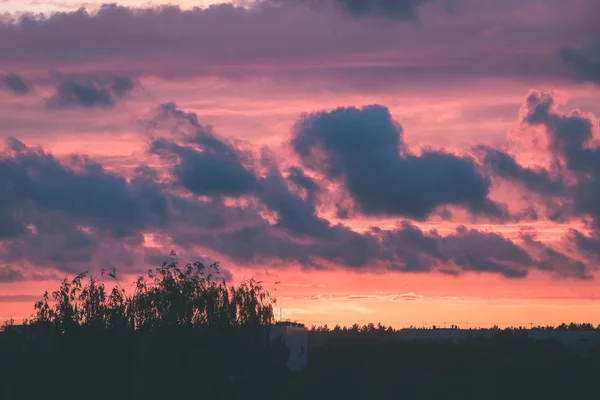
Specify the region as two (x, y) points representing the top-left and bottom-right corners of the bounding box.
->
(2, 267), (599, 329)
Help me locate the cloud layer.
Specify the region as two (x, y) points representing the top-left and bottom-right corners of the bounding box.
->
(0, 1), (597, 87)
(0, 1), (599, 299)
(1, 96), (597, 282)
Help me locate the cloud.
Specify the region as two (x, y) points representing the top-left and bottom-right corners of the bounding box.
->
(0, 137), (167, 237)
(567, 230), (600, 262)
(287, 167), (318, 192)
(143, 115), (550, 279)
(0, 266), (26, 282)
(1, 100), (596, 280)
(331, 0), (435, 18)
(46, 73), (135, 109)
(521, 91), (600, 225)
(478, 90), (600, 228)
(193, 214), (592, 279)
(523, 91), (595, 160)
(388, 292), (423, 301)
(292, 104), (505, 220)
(560, 43), (600, 84)
(147, 102), (335, 239)
(474, 145), (566, 197)
(0, 2), (594, 87)
(265, 0), (436, 19)
(0, 73), (31, 94)
(256, 170), (334, 239)
(472, 92), (600, 277)
(0, 294), (43, 303)
(306, 291), (424, 301)
(520, 231), (591, 280)
(149, 103), (258, 196)
(0, 137), (167, 273)
(375, 222), (537, 278)
(150, 138), (258, 196)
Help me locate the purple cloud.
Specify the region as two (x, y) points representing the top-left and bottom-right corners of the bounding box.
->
(265, 0), (437, 19)
(0, 97), (596, 281)
(0, 2), (595, 87)
(560, 43), (600, 84)
(0, 74), (31, 95)
(46, 73), (135, 109)
(292, 104), (505, 219)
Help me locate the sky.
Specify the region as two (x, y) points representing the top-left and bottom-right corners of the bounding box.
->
(1, 0), (600, 328)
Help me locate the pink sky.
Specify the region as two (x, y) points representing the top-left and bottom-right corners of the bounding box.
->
(1, 0), (600, 328)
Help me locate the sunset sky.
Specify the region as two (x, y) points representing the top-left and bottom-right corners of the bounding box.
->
(1, 0), (600, 328)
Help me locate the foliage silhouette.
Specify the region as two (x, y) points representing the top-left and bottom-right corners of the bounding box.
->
(0, 252), (289, 400)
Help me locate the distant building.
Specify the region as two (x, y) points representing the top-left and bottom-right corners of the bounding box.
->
(269, 322), (308, 372)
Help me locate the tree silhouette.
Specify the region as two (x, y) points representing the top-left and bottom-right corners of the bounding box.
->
(3, 256), (600, 400)
(0, 252), (288, 400)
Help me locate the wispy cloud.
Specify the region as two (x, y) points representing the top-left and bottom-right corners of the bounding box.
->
(305, 292), (424, 301)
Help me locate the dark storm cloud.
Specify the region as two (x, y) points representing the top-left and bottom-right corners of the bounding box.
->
(291, 104), (504, 220)
(560, 43), (600, 84)
(5, 218), (98, 274)
(474, 145), (566, 197)
(0, 74), (31, 94)
(266, 0), (436, 19)
(332, 0), (435, 18)
(149, 103), (258, 196)
(46, 74), (135, 109)
(0, 137), (167, 237)
(147, 102), (331, 237)
(256, 170), (333, 239)
(0, 137), (168, 273)
(150, 139), (258, 196)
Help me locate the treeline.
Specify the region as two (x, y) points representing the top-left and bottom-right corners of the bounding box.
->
(306, 322), (600, 333)
(290, 331), (600, 400)
(0, 253), (289, 400)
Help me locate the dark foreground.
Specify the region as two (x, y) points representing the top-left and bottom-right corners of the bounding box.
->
(2, 329), (599, 400)
(295, 332), (600, 400)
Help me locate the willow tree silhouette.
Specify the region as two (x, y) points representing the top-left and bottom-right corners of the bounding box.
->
(0, 252), (289, 400)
